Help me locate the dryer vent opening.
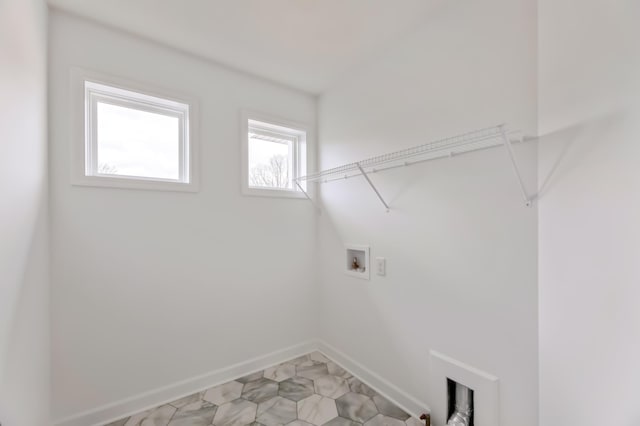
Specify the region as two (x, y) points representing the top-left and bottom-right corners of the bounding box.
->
(447, 378), (474, 426)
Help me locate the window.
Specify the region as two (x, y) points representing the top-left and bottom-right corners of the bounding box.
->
(242, 112), (308, 198)
(71, 69), (198, 191)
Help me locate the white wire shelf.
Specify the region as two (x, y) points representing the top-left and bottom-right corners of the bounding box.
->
(294, 124), (533, 212)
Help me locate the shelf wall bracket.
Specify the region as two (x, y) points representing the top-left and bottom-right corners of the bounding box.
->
(357, 163), (390, 212)
(295, 181), (322, 214)
(499, 126), (532, 207)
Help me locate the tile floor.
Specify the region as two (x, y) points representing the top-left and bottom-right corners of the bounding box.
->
(105, 351), (426, 426)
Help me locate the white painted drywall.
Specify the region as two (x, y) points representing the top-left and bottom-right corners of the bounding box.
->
(49, 11), (318, 421)
(538, 0), (640, 424)
(316, 1), (538, 425)
(0, 0), (50, 424)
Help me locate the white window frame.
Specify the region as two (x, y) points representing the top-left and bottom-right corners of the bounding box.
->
(241, 110), (310, 199)
(71, 68), (199, 192)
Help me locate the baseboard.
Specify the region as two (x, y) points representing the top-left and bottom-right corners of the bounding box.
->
(52, 340), (318, 426)
(53, 339), (430, 426)
(316, 339), (430, 419)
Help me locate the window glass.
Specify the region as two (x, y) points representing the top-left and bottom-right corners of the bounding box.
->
(96, 101), (180, 180)
(248, 133), (293, 189)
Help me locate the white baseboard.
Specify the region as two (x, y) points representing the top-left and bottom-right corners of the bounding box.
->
(316, 339), (430, 420)
(53, 339), (430, 426)
(52, 340), (318, 426)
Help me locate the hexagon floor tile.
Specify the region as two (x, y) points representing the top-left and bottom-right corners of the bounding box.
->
(365, 413), (407, 426)
(296, 362), (330, 380)
(323, 417), (361, 426)
(347, 377), (378, 398)
(336, 392), (379, 423)
(297, 394), (339, 425)
(263, 362), (296, 382)
(103, 352), (427, 426)
(372, 395), (411, 421)
(168, 400), (217, 426)
(313, 375), (350, 399)
(327, 362), (352, 379)
(242, 378), (279, 403)
(279, 376), (315, 402)
(255, 396), (297, 425)
(203, 380), (243, 405)
(213, 398), (257, 425)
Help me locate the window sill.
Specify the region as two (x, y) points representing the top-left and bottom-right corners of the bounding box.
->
(71, 175), (199, 193)
(241, 187), (308, 199)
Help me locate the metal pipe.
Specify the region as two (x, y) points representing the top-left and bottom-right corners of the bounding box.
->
(447, 383), (473, 426)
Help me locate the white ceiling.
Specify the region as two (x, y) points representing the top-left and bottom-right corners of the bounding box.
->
(47, 0), (440, 94)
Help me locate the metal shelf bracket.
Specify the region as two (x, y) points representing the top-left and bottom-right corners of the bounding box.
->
(499, 125), (532, 207)
(295, 181), (322, 214)
(357, 163), (390, 212)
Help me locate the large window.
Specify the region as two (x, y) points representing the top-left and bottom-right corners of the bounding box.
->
(242, 112), (308, 198)
(71, 70), (198, 191)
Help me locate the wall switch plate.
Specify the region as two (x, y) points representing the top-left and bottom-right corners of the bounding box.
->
(375, 257), (386, 276)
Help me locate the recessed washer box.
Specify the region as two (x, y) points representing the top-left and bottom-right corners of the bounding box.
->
(344, 245), (370, 280)
(430, 350), (499, 426)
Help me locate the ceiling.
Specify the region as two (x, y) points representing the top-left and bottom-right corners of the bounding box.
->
(46, 0), (439, 94)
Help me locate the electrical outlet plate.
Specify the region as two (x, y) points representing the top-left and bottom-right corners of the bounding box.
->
(375, 257), (386, 276)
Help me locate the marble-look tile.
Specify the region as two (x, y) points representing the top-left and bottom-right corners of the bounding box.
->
(263, 363), (296, 382)
(168, 392), (203, 409)
(167, 400), (217, 426)
(279, 376), (315, 402)
(109, 354), (419, 426)
(309, 351), (330, 364)
(405, 417), (426, 426)
(104, 419), (129, 426)
(336, 393), (378, 424)
(122, 411), (150, 426)
(203, 380), (243, 405)
(297, 394), (339, 425)
(372, 396), (409, 421)
(287, 355), (311, 366)
(297, 363), (329, 380)
(322, 417), (362, 426)
(255, 396), (297, 426)
(364, 414), (406, 426)
(313, 375), (350, 399)
(212, 398), (257, 426)
(242, 377), (280, 403)
(124, 404), (176, 426)
(327, 362), (352, 379)
(347, 377), (377, 398)
(237, 371), (265, 384)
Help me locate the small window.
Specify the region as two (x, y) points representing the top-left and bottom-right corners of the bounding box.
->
(242, 113), (308, 198)
(71, 70), (198, 191)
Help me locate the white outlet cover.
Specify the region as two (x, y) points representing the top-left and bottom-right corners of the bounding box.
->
(375, 257), (386, 276)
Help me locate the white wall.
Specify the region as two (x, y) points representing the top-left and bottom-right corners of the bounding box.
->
(0, 0), (50, 425)
(49, 11), (318, 421)
(538, 0), (640, 425)
(317, 1), (538, 425)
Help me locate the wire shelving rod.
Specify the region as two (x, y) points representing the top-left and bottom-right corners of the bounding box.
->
(294, 124), (532, 211)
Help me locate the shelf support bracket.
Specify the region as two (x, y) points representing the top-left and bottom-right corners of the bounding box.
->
(295, 181), (321, 214)
(499, 126), (532, 207)
(357, 163), (390, 212)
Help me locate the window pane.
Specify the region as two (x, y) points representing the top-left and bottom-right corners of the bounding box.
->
(96, 102), (180, 180)
(248, 135), (293, 189)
